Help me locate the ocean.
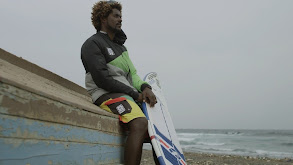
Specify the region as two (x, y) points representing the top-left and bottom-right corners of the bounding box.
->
(143, 129), (293, 159)
(176, 129), (293, 159)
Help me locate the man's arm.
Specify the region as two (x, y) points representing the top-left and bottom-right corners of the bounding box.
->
(123, 52), (150, 91)
(81, 40), (139, 100)
(125, 53), (157, 107)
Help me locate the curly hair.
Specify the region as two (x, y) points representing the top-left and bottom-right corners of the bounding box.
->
(91, 1), (122, 31)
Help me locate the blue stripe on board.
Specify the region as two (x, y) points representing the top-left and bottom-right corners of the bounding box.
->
(157, 156), (166, 165)
(154, 125), (186, 163)
(161, 145), (179, 164)
(174, 144), (186, 161)
(141, 102), (149, 120)
(154, 125), (172, 146)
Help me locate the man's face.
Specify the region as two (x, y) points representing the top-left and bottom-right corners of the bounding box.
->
(105, 8), (122, 32)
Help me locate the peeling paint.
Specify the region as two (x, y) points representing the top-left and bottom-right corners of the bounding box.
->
(3, 138), (22, 148)
(0, 94), (8, 114)
(97, 121), (102, 130)
(1, 136), (124, 163)
(10, 127), (39, 140)
(0, 106), (8, 114)
(0, 52), (127, 164)
(24, 119), (34, 126)
(0, 84), (124, 134)
(83, 159), (95, 165)
(0, 84), (32, 104)
(0, 94), (3, 102)
(1, 114), (126, 147)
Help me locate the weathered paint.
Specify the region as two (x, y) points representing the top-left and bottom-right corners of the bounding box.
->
(0, 56), (117, 119)
(0, 83), (125, 135)
(0, 49), (127, 164)
(0, 48), (89, 96)
(0, 138), (124, 164)
(0, 114), (126, 146)
(0, 106), (126, 165)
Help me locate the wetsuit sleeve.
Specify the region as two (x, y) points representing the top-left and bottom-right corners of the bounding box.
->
(81, 40), (139, 100)
(125, 53), (151, 92)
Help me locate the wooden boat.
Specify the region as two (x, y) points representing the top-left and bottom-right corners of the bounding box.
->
(0, 48), (126, 164)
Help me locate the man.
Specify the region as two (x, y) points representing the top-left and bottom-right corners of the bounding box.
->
(81, 1), (157, 165)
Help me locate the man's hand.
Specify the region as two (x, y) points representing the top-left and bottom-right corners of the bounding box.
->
(137, 93), (144, 103)
(142, 87), (157, 107)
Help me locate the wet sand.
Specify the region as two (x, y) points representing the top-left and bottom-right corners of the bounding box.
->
(141, 149), (293, 165)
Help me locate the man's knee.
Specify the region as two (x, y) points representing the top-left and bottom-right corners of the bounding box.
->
(128, 117), (148, 133)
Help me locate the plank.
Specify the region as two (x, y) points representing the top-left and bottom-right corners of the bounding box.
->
(0, 83), (124, 134)
(0, 114), (126, 145)
(0, 138), (123, 165)
(0, 114), (126, 164)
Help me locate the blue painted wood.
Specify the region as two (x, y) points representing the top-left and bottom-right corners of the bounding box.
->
(0, 49), (126, 164)
(0, 114), (126, 145)
(0, 114), (126, 164)
(0, 138), (123, 164)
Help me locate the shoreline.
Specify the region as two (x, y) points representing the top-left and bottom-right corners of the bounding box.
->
(141, 149), (293, 165)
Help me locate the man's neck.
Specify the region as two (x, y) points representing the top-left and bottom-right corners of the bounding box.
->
(100, 29), (115, 41)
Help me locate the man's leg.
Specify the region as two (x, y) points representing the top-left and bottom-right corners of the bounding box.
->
(95, 93), (148, 164)
(144, 134), (160, 165)
(124, 117), (148, 165)
(152, 146), (160, 165)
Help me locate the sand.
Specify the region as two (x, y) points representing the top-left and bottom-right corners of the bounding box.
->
(141, 149), (293, 165)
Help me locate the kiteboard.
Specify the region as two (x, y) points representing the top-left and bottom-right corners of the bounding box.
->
(142, 72), (186, 165)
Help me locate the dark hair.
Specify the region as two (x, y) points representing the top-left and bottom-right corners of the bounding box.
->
(91, 1), (122, 31)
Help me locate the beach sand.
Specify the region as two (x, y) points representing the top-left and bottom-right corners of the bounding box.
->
(141, 149), (293, 165)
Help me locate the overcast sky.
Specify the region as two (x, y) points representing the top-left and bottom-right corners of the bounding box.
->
(1, 0), (292, 129)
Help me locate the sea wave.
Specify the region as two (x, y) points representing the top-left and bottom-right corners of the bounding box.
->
(176, 129), (293, 159)
(197, 142), (225, 146)
(178, 137), (194, 142)
(181, 144), (293, 159)
(256, 150), (293, 158)
(177, 133), (220, 137)
(177, 131), (243, 138)
(224, 131), (243, 135)
(281, 142), (293, 146)
(182, 145), (293, 158)
(180, 141), (225, 146)
(248, 130), (293, 137)
(182, 145), (243, 153)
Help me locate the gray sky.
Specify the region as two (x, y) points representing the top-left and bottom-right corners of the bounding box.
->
(1, 0), (293, 129)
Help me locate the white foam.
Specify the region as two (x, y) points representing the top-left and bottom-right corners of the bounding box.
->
(197, 142), (225, 146)
(256, 150), (293, 158)
(176, 129), (293, 159)
(181, 145), (234, 152)
(178, 137), (194, 142)
(177, 132), (242, 138)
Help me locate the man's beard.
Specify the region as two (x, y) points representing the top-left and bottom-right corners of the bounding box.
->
(108, 24), (121, 34)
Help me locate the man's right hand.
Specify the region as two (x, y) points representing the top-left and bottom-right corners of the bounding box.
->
(137, 89), (157, 107)
(142, 88), (157, 107)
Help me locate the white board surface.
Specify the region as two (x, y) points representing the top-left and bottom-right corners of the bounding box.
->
(142, 72), (186, 165)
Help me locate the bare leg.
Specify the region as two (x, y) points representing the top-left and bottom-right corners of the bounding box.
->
(124, 117), (148, 165)
(152, 146), (160, 165)
(143, 134), (160, 165)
